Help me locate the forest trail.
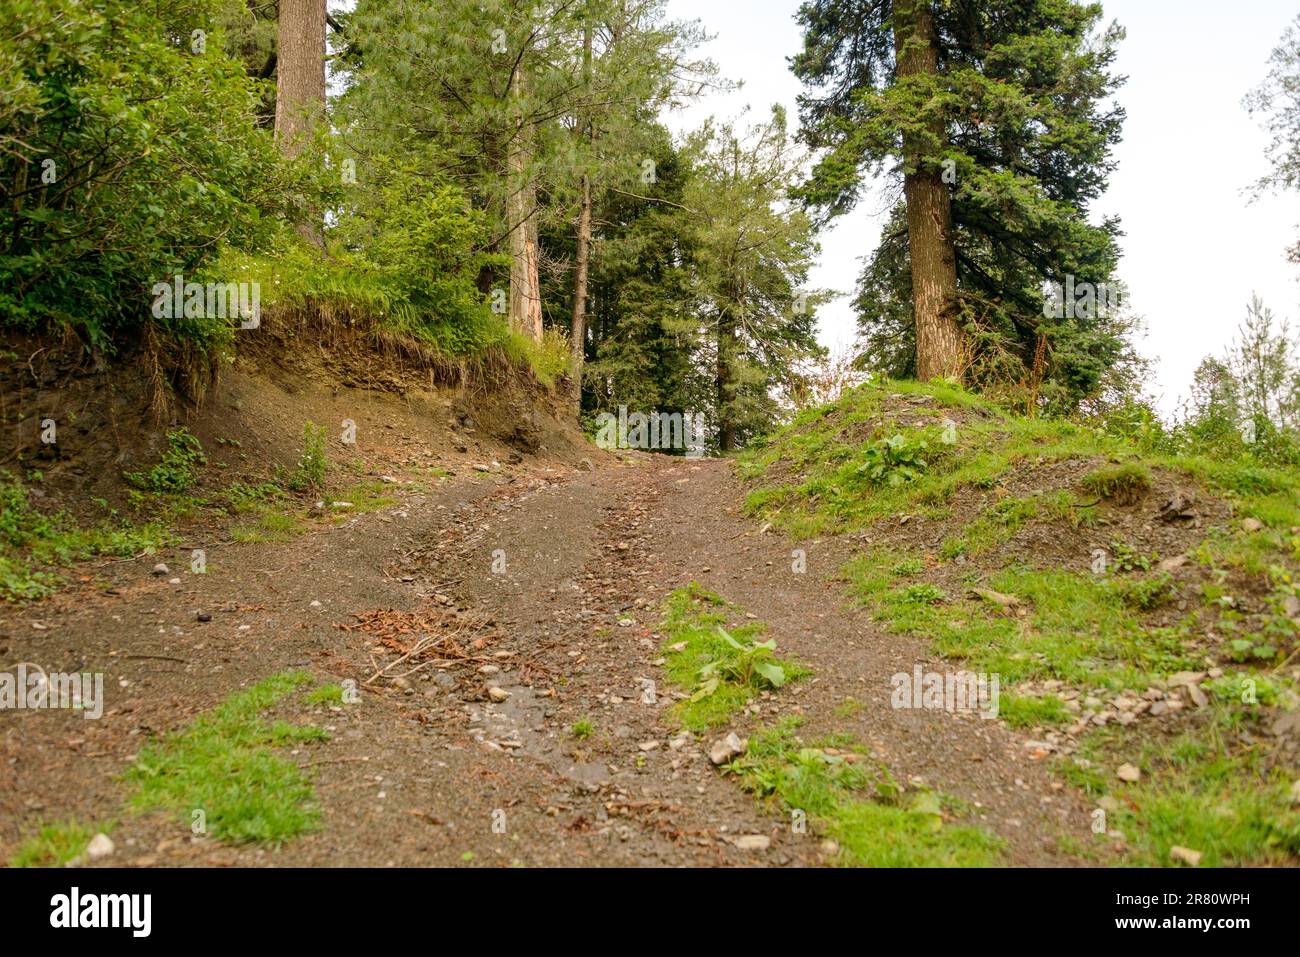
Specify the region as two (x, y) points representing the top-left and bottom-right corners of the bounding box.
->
(1, 456), (1091, 866)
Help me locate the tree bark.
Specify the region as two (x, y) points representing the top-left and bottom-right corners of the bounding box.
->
(274, 0), (326, 159)
(508, 71), (544, 342)
(893, 0), (963, 381)
(569, 21), (594, 412)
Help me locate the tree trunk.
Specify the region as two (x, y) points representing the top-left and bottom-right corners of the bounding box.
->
(274, 0), (326, 158)
(508, 71), (544, 341)
(275, 0), (326, 248)
(571, 172), (592, 408)
(569, 21), (594, 413)
(717, 290), (739, 452)
(893, 0), (963, 381)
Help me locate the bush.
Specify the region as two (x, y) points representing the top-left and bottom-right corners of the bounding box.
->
(124, 429), (207, 494)
(0, 0), (302, 353)
(288, 423), (327, 492)
(856, 433), (930, 487)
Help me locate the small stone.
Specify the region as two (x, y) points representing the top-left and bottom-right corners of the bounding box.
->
(1116, 763), (1141, 783)
(578, 458), (595, 472)
(1170, 845), (1202, 867)
(709, 732), (746, 766)
(391, 677), (412, 693)
(1290, 780), (1300, 805)
(637, 741), (660, 752)
(734, 835), (770, 851)
(1241, 518), (1264, 533)
(86, 833), (115, 860)
(196, 612), (212, 623)
(819, 839), (840, 856)
(1158, 554), (1189, 573)
(478, 664), (500, 675)
(1097, 796), (1120, 812)
(1183, 684), (1208, 709)
(1167, 671), (1206, 688)
(151, 563), (169, 576)
(487, 687), (510, 703)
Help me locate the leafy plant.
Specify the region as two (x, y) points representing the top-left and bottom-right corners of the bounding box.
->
(288, 423), (328, 492)
(124, 429), (206, 494)
(692, 626), (791, 700)
(857, 433), (930, 488)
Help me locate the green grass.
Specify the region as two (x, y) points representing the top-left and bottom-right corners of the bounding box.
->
(727, 719), (1004, 867)
(846, 547), (1199, 691)
(998, 692), (1071, 729)
(8, 820), (109, 868)
(571, 719), (595, 740)
(1066, 727), (1300, 866)
(125, 671), (327, 845)
(231, 509), (306, 543)
(0, 472), (174, 602)
(303, 683), (345, 705)
(659, 583), (807, 731)
(124, 428), (206, 494)
(1081, 462), (1153, 506)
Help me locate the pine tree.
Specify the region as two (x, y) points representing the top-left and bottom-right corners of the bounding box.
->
(793, 0), (1128, 408)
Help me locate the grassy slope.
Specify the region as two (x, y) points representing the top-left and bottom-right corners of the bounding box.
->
(739, 380), (1300, 867)
(658, 583), (1003, 867)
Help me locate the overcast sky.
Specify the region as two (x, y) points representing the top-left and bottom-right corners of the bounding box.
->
(663, 0), (1300, 413)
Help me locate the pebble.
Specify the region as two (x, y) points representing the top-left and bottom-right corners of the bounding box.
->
(1116, 763), (1141, 783)
(1170, 845), (1203, 867)
(709, 732), (747, 766)
(734, 835), (770, 851)
(487, 687), (510, 703)
(151, 563), (169, 576)
(196, 612), (212, 623)
(86, 833), (115, 860)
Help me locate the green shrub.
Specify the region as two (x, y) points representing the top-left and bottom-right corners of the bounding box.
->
(288, 423), (328, 492)
(124, 429), (207, 494)
(856, 433), (930, 487)
(0, 0), (301, 352)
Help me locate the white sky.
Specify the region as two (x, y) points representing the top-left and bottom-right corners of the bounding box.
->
(663, 0), (1300, 412)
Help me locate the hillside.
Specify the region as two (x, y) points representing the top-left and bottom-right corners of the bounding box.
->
(739, 381), (1300, 865)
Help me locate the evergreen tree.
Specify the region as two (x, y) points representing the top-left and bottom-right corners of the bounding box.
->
(684, 109), (824, 450)
(793, 0), (1128, 409)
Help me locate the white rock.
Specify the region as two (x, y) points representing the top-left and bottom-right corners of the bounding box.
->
(709, 732), (746, 766)
(1170, 845), (1203, 867)
(86, 833), (115, 860)
(1116, 763), (1141, 783)
(734, 835), (770, 851)
(487, 687), (509, 703)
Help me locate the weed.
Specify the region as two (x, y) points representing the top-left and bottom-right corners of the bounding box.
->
(660, 584), (806, 731)
(124, 428), (206, 494)
(288, 422), (328, 492)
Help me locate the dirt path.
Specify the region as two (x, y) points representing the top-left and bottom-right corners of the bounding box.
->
(1, 456), (1092, 866)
